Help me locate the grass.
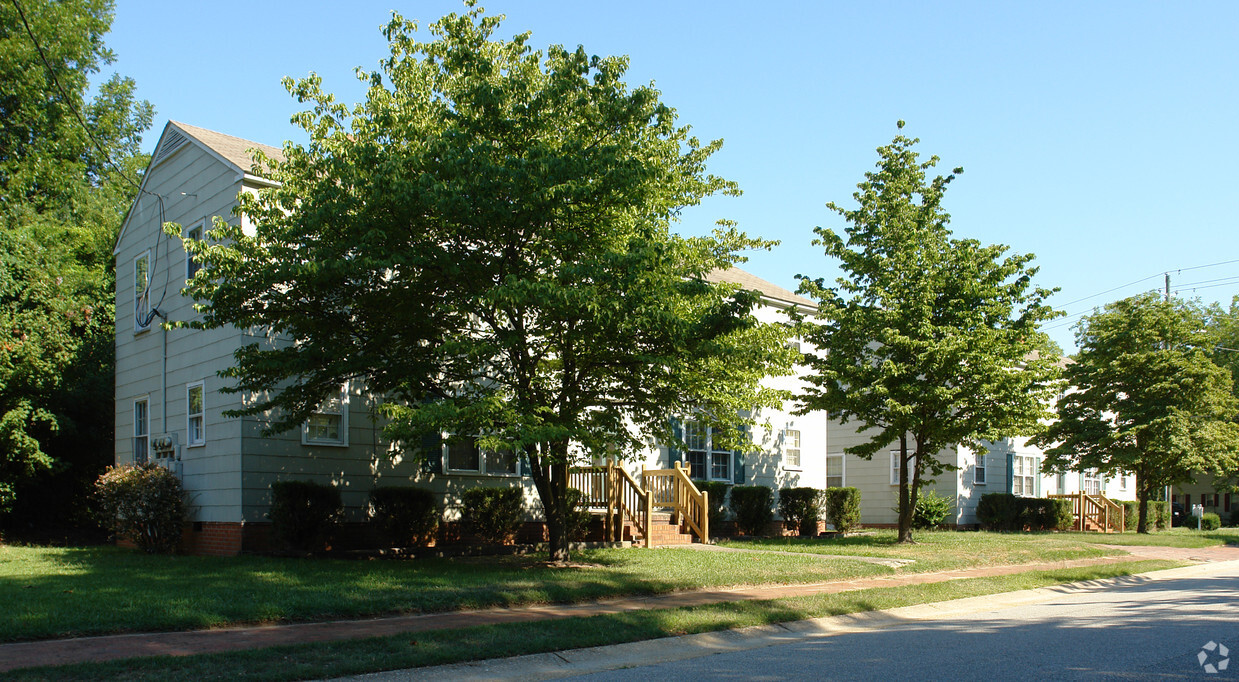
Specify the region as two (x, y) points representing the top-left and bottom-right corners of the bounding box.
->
(1070, 527), (1239, 548)
(718, 528), (1116, 572)
(0, 544), (888, 642)
(11, 559), (1183, 681)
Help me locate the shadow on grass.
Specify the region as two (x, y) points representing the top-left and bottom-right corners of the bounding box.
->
(0, 544), (882, 643)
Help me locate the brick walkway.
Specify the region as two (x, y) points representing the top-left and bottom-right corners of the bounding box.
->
(3, 543), (1236, 673)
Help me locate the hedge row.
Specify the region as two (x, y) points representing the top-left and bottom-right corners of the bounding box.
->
(977, 493), (1073, 531)
(1118, 500), (1171, 531)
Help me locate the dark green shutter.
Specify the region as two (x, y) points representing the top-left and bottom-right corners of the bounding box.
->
(420, 431), (443, 474)
(667, 417), (683, 468)
(732, 452), (745, 484)
(1006, 451), (1014, 494)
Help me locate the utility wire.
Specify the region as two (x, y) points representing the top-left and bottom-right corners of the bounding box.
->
(12, 0), (171, 326)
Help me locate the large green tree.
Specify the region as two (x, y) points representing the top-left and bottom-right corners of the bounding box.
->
(1034, 293), (1239, 532)
(185, 6), (792, 560)
(0, 0), (152, 520)
(794, 123), (1061, 543)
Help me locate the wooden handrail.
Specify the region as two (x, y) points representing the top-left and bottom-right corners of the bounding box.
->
(569, 463), (652, 546)
(642, 462), (708, 542)
(1049, 491), (1125, 533)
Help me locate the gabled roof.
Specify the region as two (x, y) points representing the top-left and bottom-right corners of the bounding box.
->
(160, 121), (285, 176)
(707, 267), (816, 309)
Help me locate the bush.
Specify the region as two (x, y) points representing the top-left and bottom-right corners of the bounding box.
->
(1050, 498), (1074, 530)
(461, 487), (524, 544)
(912, 490), (954, 529)
(1151, 501), (1171, 531)
(693, 480), (732, 537)
(823, 487), (861, 533)
(1201, 512), (1222, 531)
(1120, 500), (1139, 532)
(94, 463), (187, 554)
(977, 493), (1020, 531)
(1231, 509), (1239, 528)
(269, 480), (342, 552)
(561, 488), (594, 542)
(369, 487), (440, 547)
(729, 486), (773, 536)
(777, 487), (822, 536)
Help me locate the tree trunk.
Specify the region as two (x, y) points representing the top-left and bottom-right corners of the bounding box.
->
(1137, 483), (1149, 534)
(544, 445), (572, 562)
(897, 434), (914, 543)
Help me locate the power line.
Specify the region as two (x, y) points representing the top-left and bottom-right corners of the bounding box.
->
(11, 0), (171, 326)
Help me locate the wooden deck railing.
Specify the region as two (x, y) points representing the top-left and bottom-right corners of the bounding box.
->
(568, 463), (653, 547)
(642, 462), (709, 541)
(1048, 491), (1125, 533)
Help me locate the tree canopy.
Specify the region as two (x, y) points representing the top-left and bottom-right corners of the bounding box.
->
(0, 0), (152, 519)
(1034, 292), (1239, 532)
(185, 5), (793, 560)
(794, 122), (1061, 542)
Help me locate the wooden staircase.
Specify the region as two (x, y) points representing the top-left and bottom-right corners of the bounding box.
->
(1049, 491), (1125, 533)
(569, 461), (709, 547)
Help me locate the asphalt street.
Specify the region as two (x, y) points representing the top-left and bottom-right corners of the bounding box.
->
(572, 562), (1239, 681)
(370, 561), (1239, 681)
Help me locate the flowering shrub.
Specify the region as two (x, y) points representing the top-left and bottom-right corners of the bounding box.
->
(94, 463), (187, 553)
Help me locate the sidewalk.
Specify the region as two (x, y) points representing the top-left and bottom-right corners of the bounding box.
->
(2, 543), (1234, 673)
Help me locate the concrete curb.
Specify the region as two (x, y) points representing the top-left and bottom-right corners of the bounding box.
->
(340, 560), (1239, 681)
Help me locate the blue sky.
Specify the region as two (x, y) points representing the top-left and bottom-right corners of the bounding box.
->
(100, 1), (1239, 351)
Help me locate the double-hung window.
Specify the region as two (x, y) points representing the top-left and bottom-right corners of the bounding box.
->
(684, 421), (732, 482)
(445, 435), (518, 476)
(303, 384), (348, 446)
(1081, 470), (1101, 496)
(186, 381), (205, 447)
(185, 222), (204, 280)
(974, 453), (987, 485)
(134, 251), (151, 332)
(890, 450), (917, 485)
(133, 398), (149, 463)
(826, 454), (844, 488)
(783, 428), (801, 469)
(1013, 456), (1038, 496)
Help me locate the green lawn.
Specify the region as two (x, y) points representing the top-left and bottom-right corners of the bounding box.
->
(1069, 527), (1239, 548)
(12, 559), (1182, 681)
(718, 529), (1116, 572)
(0, 545), (887, 642)
(6, 526), (1225, 644)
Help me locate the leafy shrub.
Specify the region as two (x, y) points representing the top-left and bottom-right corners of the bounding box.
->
(693, 480), (732, 537)
(561, 488), (594, 542)
(462, 487), (524, 544)
(977, 493), (1021, 531)
(369, 487), (440, 547)
(777, 487), (822, 536)
(269, 480), (342, 552)
(823, 487), (861, 532)
(912, 490), (954, 529)
(1230, 509), (1239, 528)
(94, 463), (187, 554)
(1120, 501), (1139, 531)
(1151, 501), (1171, 531)
(1201, 512), (1222, 531)
(1050, 498), (1074, 530)
(729, 486), (773, 536)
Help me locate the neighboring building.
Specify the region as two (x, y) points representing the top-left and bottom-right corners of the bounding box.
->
(113, 122), (830, 555)
(1171, 475), (1236, 523)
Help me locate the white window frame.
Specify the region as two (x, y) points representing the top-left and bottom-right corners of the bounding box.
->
(1013, 455), (1038, 497)
(826, 453), (845, 488)
(133, 397), (149, 463)
(443, 435), (519, 477)
(186, 381), (205, 447)
(783, 428), (801, 470)
(683, 421), (732, 482)
(185, 220), (205, 280)
(890, 450), (917, 485)
(134, 250), (151, 333)
(302, 383), (349, 447)
(974, 453), (987, 485)
(1081, 470), (1101, 496)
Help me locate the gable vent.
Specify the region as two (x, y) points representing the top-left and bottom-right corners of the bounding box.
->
(152, 129), (188, 166)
